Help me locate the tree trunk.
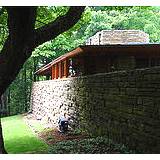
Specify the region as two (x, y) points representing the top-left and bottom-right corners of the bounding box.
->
(0, 7), (37, 154)
(0, 6), (85, 154)
(0, 121), (7, 154)
(0, 99), (7, 154)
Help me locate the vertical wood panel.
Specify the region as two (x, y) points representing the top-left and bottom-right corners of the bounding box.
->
(51, 65), (55, 80)
(59, 62), (62, 78)
(55, 64), (59, 79)
(65, 59), (69, 78)
(64, 59), (67, 78)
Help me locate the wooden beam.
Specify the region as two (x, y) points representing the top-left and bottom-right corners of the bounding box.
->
(55, 64), (59, 79)
(51, 65), (55, 80)
(64, 59), (69, 78)
(58, 62), (62, 78)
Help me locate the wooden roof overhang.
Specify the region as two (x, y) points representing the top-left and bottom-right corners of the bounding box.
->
(35, 44), (160, 76)
(35, 47), (84, 76)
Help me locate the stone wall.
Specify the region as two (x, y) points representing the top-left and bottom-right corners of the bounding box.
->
(31, 67), (160, 153)
(86, 30), (149, 45)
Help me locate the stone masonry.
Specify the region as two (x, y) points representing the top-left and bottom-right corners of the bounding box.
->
(31, 67), (160, 153)
(86, 30), (149, 45)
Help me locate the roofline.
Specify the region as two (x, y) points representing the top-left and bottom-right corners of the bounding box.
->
(35, 43), (160, 75)
(82, 43), (160, 47)
(35, 47), (84, 75)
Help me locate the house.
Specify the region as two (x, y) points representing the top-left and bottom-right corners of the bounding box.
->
(35, 44), (160, 79)
(32, 31), (160, 152)
(35, 30), (160, 79)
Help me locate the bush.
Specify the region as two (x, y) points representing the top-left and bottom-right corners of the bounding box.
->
(48, 136), (135, 154)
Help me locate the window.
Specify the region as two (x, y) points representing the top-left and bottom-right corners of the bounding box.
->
(68, 58), (76, 77)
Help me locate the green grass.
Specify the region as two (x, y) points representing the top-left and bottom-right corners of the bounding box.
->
(29, 120), (44, 133)
(1, 115), (48, 154)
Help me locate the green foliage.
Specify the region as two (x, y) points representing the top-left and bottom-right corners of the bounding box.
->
(0, 7), (8, 51)
(109, 6), (160, 42)
(8, 58), (34, 115)
(71, 128), (84, 135)
(35, 6), (69, 29)
(48, 136), (135, 154)
(1, 115), (48, 153)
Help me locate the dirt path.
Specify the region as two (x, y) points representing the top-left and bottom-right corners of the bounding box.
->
(39, 128), (89, 145)
(23, 113), (89, 146)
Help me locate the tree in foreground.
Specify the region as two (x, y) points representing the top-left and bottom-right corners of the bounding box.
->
(0, 6), (85, 154)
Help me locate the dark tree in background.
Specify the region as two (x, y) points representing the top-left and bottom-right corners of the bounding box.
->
(0, 6), (85, 154)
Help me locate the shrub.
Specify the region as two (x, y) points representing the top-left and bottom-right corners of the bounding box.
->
(48, 136), (135, 154)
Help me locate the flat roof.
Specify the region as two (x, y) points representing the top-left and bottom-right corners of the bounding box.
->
(35, 43), (160, 75)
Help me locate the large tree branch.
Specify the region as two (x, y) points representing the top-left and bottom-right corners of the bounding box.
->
(35, 6), (85, 47)
(6, 7), (37, 49)
(0, 6), (85, 96)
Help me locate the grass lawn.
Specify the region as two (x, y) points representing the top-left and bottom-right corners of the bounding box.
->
(1, 115), (48, 154)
